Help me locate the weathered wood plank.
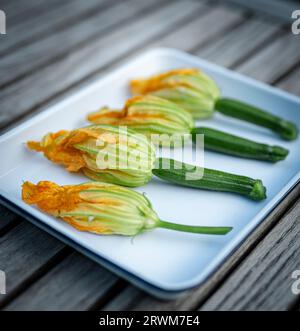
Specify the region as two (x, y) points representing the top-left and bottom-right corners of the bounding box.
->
(4, 252), (119, 311)
(100, 184), (300, 310)
(200, 198), (300, 311)
(0, 0), (41, 14)
(277, 66), (300, 97)
(0, 0), (208, 129)
(0, 0), (54, 25)
(0, 222), (65, 307)
(102, 286), (145, 311)
(0, 205), (19, 233)
(236, 33), (300, 83)
(223, 0), (299, 23)
(0, 0), (111, 56)
(0, 0), (168, 88)
(150, 5), (245, 52)
(197, 17), (281, 68)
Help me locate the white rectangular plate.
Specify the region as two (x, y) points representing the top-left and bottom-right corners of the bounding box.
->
(1, 48), (300, 299)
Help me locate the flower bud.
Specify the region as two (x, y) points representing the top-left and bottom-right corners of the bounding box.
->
(87, 95), (194, 137)
(22, 181), (158, 236)
(27, 125), (156, 187)
(130, 69), (220, 119)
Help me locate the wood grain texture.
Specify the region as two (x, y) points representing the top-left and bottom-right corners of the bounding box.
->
(0, 0), (111, 56)
(0, 221), (65, 307)
(150, 5), (245, 52)
(237, 33), (300, 83)
(4, 252), (118, 311)
(1, 0), (57, 25)
(200, 197), (300, 311)
(277, 66), (300, 97)
(0, 205), (19, 233)
(223, 0), (299, 22)
(0, 0), (207, 129)
(103, 285), (146, 311)
(0, 0), (163, 88)
(197, 17), (281, 68)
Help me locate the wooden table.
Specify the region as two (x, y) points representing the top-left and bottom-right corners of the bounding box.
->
(0, 0), (300, 311)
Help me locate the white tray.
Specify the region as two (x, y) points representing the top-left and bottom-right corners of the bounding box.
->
(1, 48), (300, 299)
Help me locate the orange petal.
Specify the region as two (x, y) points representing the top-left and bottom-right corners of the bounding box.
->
(27, 130), (87, 172)
(22, 181), (84, 214)
(130, 68), (199, 94)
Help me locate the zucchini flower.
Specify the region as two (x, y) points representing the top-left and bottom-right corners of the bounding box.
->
(87, 95), (194, 139)
(130, 69), (220, 119)
(87, 97), (289, 163)
(22, 181), (232, 236)
(27, 125), (267, 200)
(27, 125), (156, 187)
(130, 68), (298, 140)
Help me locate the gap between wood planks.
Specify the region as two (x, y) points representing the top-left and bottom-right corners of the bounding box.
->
(0, 0), (116, 58)
(0, 1), (298, 312)
(0, 0), (171, 90)
(1, 249), (122, 311)
(222, 0), (299, 23)
(0, 0), (61, 26)
(0, 206), (19, 234)
(0, 246), (72, 309)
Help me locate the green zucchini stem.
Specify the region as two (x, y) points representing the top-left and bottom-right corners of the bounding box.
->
(215, 98), (298, 141)
(152, 158), (267, 201)
(157, 220), (232, 235)
(191, 127), (289, 162)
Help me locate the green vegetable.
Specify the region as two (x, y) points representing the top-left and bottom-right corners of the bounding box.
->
(192, 127), (289, 162)
(215, 98), (298, 141)
(130, 69), (298, 141)
(152, 158), (267, 201)
(87, 95), (289, 161)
